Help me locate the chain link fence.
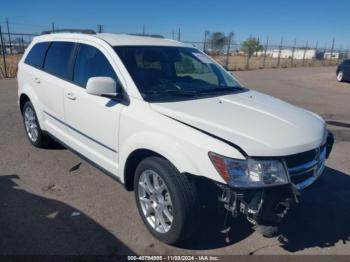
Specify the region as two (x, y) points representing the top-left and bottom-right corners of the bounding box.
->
(0, 25), (38, 78)
(185, 38), (348, 71)
(1, 26), (349, 78)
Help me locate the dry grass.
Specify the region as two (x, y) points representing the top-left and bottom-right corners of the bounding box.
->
(0, 54), (22, 78)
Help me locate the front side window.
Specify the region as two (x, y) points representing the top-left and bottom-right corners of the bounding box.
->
(24, 42), (50, 68)
(114, 46), (243, 102)
(73, 44), (118, 88)
(44, 42), (75, 79)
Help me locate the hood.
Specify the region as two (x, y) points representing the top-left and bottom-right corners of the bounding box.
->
(150, 90), (325, 157)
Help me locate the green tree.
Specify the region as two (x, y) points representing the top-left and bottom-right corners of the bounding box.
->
(241, 37), (263, 69)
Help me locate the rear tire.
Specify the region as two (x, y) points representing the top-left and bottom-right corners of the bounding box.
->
(134, 156), (199, 244)
(337, 70), (344, 82)
(22, 101), (52, 148)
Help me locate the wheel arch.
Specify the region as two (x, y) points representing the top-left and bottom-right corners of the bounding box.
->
(19, 93), (30, 114)
(18, 87), (45, 130)
(122, 141), (202, 191)
(123, 148), (164, 191)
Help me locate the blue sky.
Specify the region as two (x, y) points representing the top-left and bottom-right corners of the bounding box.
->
(1, 0), (349, 48)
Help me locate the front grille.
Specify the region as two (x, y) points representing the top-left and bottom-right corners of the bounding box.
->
(289, 170), (314, 184)
(284, 149), (317, 168)
(284, 145), (326, 190)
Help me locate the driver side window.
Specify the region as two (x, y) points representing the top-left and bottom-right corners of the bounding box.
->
(73, 44), (118, 88)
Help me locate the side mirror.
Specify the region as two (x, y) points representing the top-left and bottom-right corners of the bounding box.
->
(86, 77), (118, 97)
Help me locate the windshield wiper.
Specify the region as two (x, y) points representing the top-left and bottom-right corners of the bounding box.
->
(164, 89), (198, 96)
(198, 86), (242, 94)
(144, 89), (199, 96)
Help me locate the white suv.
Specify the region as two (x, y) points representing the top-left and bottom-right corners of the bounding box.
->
(17, 30), (334, 244)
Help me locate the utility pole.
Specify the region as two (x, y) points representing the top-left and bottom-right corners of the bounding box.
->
(225, 32), (234, 70)
(313, 40), (318, 64)
(142, 24), (145, 35)
(172, 30), (175, 40)
(177, 28), (181, 41)
(262, 36), (269, 68)
(203, 30), (209, 53)
(302, 40), (308, 66)
(323, 41), (327, 65)
(291, 38), (296, 66)
(6, 18), (12, 55)
(21, 36), (24, 53)
(51, 22), (55, 33)
(97, 24), (104, 33)
(277, 37), (283, 67)
(330, 38), (335, 59)
(0, 25), (8, 78)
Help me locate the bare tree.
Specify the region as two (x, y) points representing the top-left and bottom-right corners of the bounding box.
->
(209, 32), (227, 53)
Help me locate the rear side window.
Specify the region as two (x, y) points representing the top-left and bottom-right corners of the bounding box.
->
(24, 42), (50, 68)
(73, 44), (117, 88)
(44, 42), (75, 79)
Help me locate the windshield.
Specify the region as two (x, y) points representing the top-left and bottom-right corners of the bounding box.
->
(114, 46), (244, 102)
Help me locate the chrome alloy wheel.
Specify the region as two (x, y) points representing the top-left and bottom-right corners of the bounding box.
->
(24, 106), (39, 142)
(138, 170), (173, 233)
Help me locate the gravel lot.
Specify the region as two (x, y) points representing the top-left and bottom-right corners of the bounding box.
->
(0, 66), (349, 256)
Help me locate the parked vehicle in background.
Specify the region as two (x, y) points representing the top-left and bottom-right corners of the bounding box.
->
(336, 59), (350, 82)
(17, 30), (334, 244)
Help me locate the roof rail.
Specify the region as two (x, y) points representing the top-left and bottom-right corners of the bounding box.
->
(40, 29), (96, 35)
(128, 33), (164, 39)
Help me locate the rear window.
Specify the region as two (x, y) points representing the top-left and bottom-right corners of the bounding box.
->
(44, 42), (75, 79)
(24, 42), (50, 68)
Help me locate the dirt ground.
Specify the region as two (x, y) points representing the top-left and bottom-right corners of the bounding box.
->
(0, 66), (349, 256)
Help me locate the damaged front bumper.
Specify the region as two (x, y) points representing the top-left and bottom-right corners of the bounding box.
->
(217, 131), (334, 236)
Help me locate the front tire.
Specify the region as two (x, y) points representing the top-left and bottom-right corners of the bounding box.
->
(337, 70), (344, 82)
(22, 101), (51, 148)
(134, 157), (199, 244)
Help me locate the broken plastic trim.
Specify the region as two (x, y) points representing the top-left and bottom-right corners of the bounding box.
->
(216, 130), (334, 237)
(217, 183), (296, 237)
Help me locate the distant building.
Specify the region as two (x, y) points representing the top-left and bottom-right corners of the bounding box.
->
(257, 48), (317, 59)
(323, 52), (339, 59)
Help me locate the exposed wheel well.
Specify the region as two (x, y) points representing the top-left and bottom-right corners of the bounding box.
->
(19, 94), (30, 114)
(124, 149), (162, 191)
